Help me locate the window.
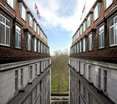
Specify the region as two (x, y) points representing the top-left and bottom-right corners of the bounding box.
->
(34, 21), (37, 32)
(80, 41), (82, 52)
(15, 70), (18, 91)
(20, 3), (26, 20)
(0, 14), (10, 46)
(41, 43), (43, 53)
(34, 38), (37, 52)
(99, 25), (104, 48)
(7, 0), (15, 8)
(105, 0), (113, 8)
(87, 15), (91, 27)
(27, 33), (31, 50)
(38, 40), (40, 53)
(80, 26), (83, 35)
(29, 15), (33, 27)
(88, 34), (92, 50)
(15, 25), (21, 48)
(94, 3), (100, 20)
(83, 38), (86, 52)
(109, 16), (117, 46)
(38, 27), (40, 34)
(83, 21), (87, 32)
(20, 69), (23, 87)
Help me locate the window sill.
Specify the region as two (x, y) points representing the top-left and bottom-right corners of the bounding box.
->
(109, 44), (117, 47)
(0, 44), (10, 47)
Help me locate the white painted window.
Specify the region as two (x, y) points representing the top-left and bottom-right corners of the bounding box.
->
(80, 40), (82, 52)
(29, 15), (33, 27)
(15, 25), (21, 48)
(27, 33), (31, 50)
(20, 3), (26, 20)
(7, 0), (15, 8)
(94, 3), (100, 20)
(0, 14), (10, 46)
(99, 25), (104, 48)
(87, 15), (91, 27)
(83, 21), (87, 32)
(80, 26), (83, 35)
(34, 21), (37, 32)
(105, 0), (113, 8)
(88, 34), (92, 51)
(109, 16), (117, 46)
(34, 38), (37, 52)
(38, 40), (40, 53)
(83, 38), (86, 52)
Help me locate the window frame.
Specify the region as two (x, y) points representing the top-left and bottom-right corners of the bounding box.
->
(6, 0), (16, 8)
(83, 38), (86, 52)
(94, 3), (100, 20)
(105, 0), (113, 9)
(0, 14), (10, 46)
(109, 16), (117, 47)
(88, 33), (92, 51)
(15, 25), (21, 48)
(34, 37), (37, 52)
(99, 25), (105, 49)
(27, 33), (31, 51)
(20, 3), (26, 20)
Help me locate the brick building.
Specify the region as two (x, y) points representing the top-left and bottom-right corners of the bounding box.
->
(69, 0), (117, 104)
(0, 0), (51, 104)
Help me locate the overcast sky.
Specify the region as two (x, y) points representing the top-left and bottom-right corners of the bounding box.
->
(26, 0), (96, 55)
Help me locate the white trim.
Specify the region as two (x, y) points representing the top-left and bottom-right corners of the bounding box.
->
(0, 14), (10, 46)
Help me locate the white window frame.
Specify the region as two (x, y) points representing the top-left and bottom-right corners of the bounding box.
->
(87, 15), (91, 27)
(27, 33), (31, 50)
(88, 34), (92, 51)
(20, 3), (26, 20)
(83, 38), (86, 52)
(34, 21), (37, 32)
(34, 37), (37, 52)
(0, 14), (10, 46)
(94, 3), (100, 20)
(7, 0), (15, 8)
(38, 40), (40, 53)
(80, 41), (82, 52)
(109, 16), (117, 47)
(15, 25), (21, 48)
(105, 0), (113, 8)
(29, 14), (33, 27)
(99, 25), (105, 48)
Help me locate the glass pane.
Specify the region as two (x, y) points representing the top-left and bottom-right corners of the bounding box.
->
(7, 0), (14, 8)
(109, 27), (114, 45)
(6, 27), (10, 45)
(0, 23), (5, 44)
(21, 4), (26, 20)
(0, 15), (5, 23)
(114, 24), (117, 44)
(106, 0), (112, 8)
(6, 19), (10, 26)
(15, 25), (21, 48)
